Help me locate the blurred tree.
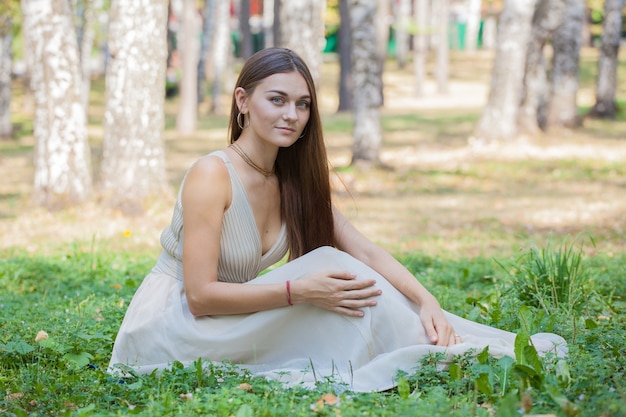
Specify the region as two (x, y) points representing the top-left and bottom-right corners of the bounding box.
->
(21, 0), (92, 209)
(435, 0), (450, 94)
(0, 0), (17, 140)
(587, 0), (624, 119)
(413, 0), (428, 97)
(472, 0), (537, 144)
(210, 1), (233, 114)
(176, 0), (200, 134)
(465, 0), (482, 52)
(337, 0), (353, 111)
(72, 0), (97, 110)
(546, 0), (584, 128)
(394, 0), (411, 69)
(349, 0), (384, 167)
(518, 0), (567, 135)
(197, 0), (214, 105)
(279, 0), (326, 88)
(239, 0), (253, 59)
(99, 0), (170, 215)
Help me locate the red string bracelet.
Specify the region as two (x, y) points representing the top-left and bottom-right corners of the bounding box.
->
(286, 280), (293, 306)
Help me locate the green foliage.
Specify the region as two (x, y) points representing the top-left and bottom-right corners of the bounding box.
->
(496, 236), (594, 317)
(1, 240), (625, 416)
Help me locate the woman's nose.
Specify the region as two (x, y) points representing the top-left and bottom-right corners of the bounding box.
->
(283, 103), (298, 120)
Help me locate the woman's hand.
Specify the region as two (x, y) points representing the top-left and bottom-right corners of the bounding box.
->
(418, 295), (459, 346)
(291, 271), (381, 317)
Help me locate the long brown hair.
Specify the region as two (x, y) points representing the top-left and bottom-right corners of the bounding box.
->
(228, 48), (334, 260)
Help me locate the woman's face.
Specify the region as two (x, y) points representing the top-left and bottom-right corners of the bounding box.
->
(237, 71), (311, 148)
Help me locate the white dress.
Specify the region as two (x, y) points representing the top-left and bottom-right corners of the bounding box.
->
(109, 152), (567, 392)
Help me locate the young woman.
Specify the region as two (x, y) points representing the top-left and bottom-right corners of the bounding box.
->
(109, 48), (566, 392)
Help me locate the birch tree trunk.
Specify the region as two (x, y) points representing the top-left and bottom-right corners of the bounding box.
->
(394, 0), (411, 69)
(209, 0), (232, 114)
(588, 0), (623, 119)
(197, 0), (215, 105)
(279, 0), (326, 88)
(100, 0), (170, 215)
(349, 0), (384, 167)
(0, 14), (12, 140)
(546, 0), (584, 129)
(22, 0), (92, 209)
(176, 0), (200, 135)
(263, 0), (275, 47)
(465, 0), (482, 52)
(78, 0), (96, 111)
(518, 0), (566, 134)
(413, 0), (428, 97)
(337, 0), (353, 112)
(472, 0), (537, 144)
(435, 0), (450, 94)
(239, 0), (253, 59)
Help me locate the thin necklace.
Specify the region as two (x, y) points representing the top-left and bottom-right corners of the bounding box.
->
(229, 142), (275, 178)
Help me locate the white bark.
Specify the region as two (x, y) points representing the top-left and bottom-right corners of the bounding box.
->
(100, 0), (170, 214)
(412, 0), (428, 97)
(176, 0), (200, 134)
(394, 0), (411, 68)
(349, 0), (383, 166)
(465, 0), (482, 52)
(22, 0), (92, 208)
(588, 0), (623, 119)
(546, 0), (584, 128)
(472, 0), (537, 144)
(435, 0), (450, 94)
(279, 0), (326, 88)
(210, 0), (232, 114)
(0, 17), (12, 139)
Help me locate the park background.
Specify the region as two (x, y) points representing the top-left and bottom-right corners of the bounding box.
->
(1, 0), (626, 416)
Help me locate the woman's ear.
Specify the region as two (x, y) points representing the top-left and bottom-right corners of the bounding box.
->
(234, 87), (248, 113)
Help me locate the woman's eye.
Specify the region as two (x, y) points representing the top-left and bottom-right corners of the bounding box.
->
(271, 97), (284, 104)
(297, 101), (310, 109)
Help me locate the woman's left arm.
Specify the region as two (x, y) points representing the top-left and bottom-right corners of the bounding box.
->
(332, 206), (457, 346)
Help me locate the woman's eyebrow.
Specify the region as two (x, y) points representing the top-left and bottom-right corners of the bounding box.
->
(265, 89), (311, 99)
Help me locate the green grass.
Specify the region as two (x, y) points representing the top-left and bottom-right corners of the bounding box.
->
(1, 239), (624, 416)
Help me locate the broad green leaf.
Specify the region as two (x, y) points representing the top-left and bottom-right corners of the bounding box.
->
(397, 376), (410, 399)
(449, 362), (462, 381)
(475, 373), (493, 395)
(64, 351), (93, 368)
(235, 404), (254, 417)
(477, 345), (489, 364)
(514, 332), (530, 363)
(6, 341), (36, 355)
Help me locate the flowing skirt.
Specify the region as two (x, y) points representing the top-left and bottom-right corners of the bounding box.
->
(108, 246), (566, 392)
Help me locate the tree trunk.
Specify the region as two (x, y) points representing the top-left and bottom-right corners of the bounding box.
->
(337, 0), (353, 112)
(21, 0), (92, 209)
(197, 0), (215, 105)
(435, 0), (450, 94)
(546, 0), (584, 129)
(176, 0), (200, 135)
(273, 0), (281, 47)
(349, 0), (384, 167)
(263, 0), (275, 47)
(394, 0), (411, 69)
(239, 0), (253, 59)
(209, 0), (232, 114)
(465, 0), (482, 52)
(100, 0), (170, 215)
(413, 0), (428, 97)
(472, 0), (537, 144)
(588, 0), (623, 119)
(279, 0), (326, 88)
(78, 0), (96, 111)
(0, 15), (12, 140)
(518, 0), (567, 134)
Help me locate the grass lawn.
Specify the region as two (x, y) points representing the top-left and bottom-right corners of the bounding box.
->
(1, 48), (625, 416)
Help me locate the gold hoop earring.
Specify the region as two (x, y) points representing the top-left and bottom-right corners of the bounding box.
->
(237, 112), (249, 129)
(298, 130), (306, 139)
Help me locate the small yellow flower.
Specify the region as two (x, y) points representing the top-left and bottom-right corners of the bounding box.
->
(123, 230), (132, 238)
(35, 330), (48, 342)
